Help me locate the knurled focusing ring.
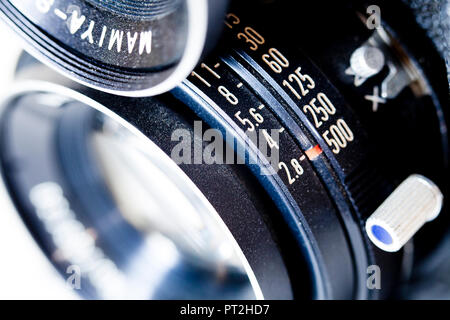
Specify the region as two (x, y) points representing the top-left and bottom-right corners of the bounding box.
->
(0, 0), (229, 96)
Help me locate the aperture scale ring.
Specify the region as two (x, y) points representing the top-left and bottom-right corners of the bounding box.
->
(179, 7), (405, 299)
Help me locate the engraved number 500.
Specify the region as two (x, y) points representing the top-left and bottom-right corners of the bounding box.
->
(322, 119), (354, 154)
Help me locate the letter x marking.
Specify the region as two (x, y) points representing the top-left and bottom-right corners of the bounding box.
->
(365, 86), (386, 112)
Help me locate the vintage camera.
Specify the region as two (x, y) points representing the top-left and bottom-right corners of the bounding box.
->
(0, 0), (449, 300)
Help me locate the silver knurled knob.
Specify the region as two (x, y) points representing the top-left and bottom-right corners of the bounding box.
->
(350, 45), (385, 79)
(365, 174), (443, 252)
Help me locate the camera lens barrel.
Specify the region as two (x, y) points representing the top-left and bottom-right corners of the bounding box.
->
(1, 84), (289, 299)
(1, 0), (449, 300)
(0, 0), (229, 96)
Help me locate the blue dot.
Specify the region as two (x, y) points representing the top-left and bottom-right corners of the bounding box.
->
(371, 225), (393, 245)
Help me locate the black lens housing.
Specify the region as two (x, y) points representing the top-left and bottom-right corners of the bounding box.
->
(1, 0), (449, 300)
(0, 0), (229, 96)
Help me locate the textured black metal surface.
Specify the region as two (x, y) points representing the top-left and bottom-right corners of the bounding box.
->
(403, 0), (450, 85)
(85, 0), (181, 19)
(0, 0), (229, 93)
(7, 0), (186, 70)
(5, 0), (450, 299)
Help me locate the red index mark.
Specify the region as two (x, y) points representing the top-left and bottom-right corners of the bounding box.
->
(305, 144), (323, 160)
